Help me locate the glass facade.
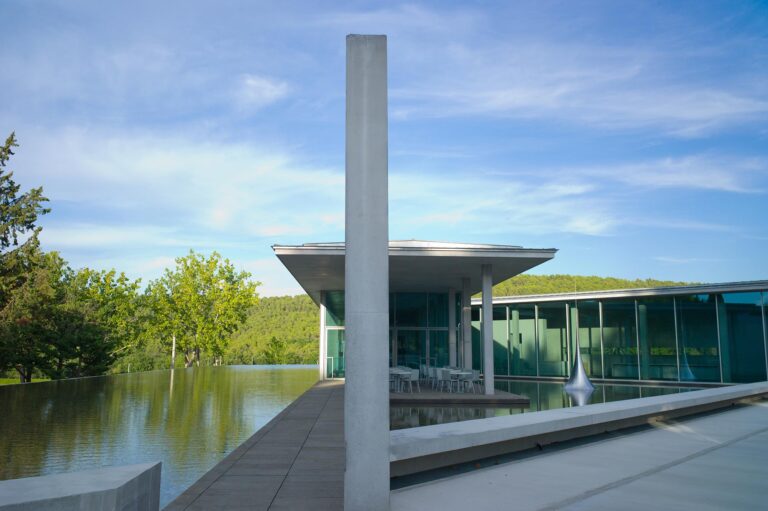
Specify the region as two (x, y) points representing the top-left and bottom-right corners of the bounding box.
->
(509, 304), (537, 376)
(576, 300), (602, 378)
(537, 302), (568, 377)
(602, 299), (639, 379)
(324, 291), (455, 378)
(323, 285), (768, 384)
(637, 297), (678, 381)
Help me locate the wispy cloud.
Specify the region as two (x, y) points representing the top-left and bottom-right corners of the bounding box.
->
(234, 74), (290, 111)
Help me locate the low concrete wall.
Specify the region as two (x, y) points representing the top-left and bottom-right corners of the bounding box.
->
(0, 462), (161, 511)
(390, 382), (768, 476)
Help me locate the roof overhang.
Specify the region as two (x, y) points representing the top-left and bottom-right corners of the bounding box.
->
(273, 240), (557, 304)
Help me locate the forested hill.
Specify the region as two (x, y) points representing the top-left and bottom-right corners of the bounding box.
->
(490, 274), (696, 297)
(225, 295), (318, 364)
(227, 274), (696, 365)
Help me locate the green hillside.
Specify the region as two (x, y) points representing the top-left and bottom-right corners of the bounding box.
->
(491, 274), (696, 297)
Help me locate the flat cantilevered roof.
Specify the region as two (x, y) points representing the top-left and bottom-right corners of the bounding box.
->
(273, 240), (557, 303)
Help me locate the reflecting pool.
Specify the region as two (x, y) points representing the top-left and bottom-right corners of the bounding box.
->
(390, 380), (702, 430)
(0, 365), (317, 507)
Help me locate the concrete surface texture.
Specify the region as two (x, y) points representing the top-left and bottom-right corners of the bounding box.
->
(344, 33), (390, 511)
(0, 462), (160, 511)
(391, 399), (768, 511)
(165, 380), (344, 511)
(481, 264), (494, 395)
(390, 381), (768, 463)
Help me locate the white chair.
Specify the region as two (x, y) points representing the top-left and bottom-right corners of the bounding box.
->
(436, 368), (454, 392)
(405, 369), (420, 393)
(459, 371), (474, 393)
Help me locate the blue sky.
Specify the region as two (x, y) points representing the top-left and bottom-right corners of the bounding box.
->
(1, 0), (766, 295)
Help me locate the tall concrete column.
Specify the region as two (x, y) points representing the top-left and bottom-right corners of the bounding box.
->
(344, 34), (390, 511)
(319, 291), (327, 380)
(448, 287), (457, 367)
(461, 277), (472, 370)
(482, 264), (494, 395)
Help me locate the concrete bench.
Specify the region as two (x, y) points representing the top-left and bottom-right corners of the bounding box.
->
(0, 462), (161, 511)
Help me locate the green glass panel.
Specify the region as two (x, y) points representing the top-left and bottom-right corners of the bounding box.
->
(396, 330), (426, 369)
(429, 330), (449, 368)
(493, 306), (509, 376)
(509, 304), (536, 376)
(428, 293), (448, 328)
(576, 300), (602, 378)
(637, 297), (677, 381)
(471, 306), (482, 371)
(676, 294), (720, 382)
(717, 292), (766, 383)
(602, 299), (638, 379)
(537, 302), (568, 377)
(389, 293), (395, 327)
(325, 291), (344, 327)
(395, 293), (428, 328)
(326, 329), (345, 378)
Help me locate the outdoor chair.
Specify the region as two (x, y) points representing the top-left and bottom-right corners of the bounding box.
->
(436, 368), (454, 392)
(459, 371), (474, 393)
(405, 368), (421, 393)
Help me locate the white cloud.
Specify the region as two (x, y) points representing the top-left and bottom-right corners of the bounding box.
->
(235, 74), (290, 110)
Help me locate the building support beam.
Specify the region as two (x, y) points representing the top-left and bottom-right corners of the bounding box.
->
(343, 34), (390, 511)
(461, 277), (472, 370)
(448, 287), (457, 367)
(319, 291), (327, 380)
(482, 264), (494, 395)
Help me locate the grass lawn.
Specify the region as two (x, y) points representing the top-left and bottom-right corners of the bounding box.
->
(0, 377), (49, 385)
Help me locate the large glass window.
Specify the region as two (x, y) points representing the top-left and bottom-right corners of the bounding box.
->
(509, 304), (537, 376)
(395, 293), (428, 328)
(429, 330), (449, 368)
(396, 330), (426, 369)
(428, 293), (448, 328)
(676, 294), (720, 382)
(717, 292), (767, 383)
(602, 300), (638, 379)
(471, 307), (482, 371)
(493, 306), (509, 376)
(537, 302), (568, 377)
(325, 290), (345, 327)
(576, 301), (602, 378)
(326, 329), (345, 378)
(637, 297), (678, 381)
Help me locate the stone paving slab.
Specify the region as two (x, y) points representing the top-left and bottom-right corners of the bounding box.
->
(165, 380), (344, 511)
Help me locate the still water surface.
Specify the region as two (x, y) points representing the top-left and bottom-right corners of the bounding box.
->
(0, 365), (317, 507)
(390, 380), (702, 430)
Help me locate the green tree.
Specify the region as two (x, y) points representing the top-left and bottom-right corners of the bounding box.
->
(150, 251), (259, 367)
(0, 133), (50, 304)
(264, 336), (288, 364)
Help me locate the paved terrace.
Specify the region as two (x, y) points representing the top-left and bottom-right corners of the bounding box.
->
(392, 398), (768, 511)
(165, 380), (344, 511)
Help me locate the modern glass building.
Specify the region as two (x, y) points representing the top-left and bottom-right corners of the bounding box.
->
(274, 241), (768, 386)
(484, 282), (768, 385)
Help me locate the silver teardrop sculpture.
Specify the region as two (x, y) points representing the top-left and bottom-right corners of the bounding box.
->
(565, 350), (595, 393)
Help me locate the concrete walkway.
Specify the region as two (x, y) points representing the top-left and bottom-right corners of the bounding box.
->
(165, 380), (344, 511)
(391, 399), (768, 511)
